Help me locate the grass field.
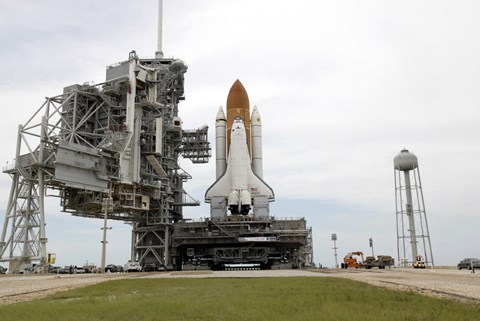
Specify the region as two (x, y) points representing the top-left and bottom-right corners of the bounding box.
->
(1, 277), (479, 321)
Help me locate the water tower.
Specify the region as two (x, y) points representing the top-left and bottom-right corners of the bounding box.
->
(394, 149), (434, 267)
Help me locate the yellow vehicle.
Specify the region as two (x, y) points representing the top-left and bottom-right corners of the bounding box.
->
(341, 251), (364, 269)
(413, 256), (426, 269)
(47, 253), (56, 264)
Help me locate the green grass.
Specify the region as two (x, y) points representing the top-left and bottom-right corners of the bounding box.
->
(1, 277), (479, 321)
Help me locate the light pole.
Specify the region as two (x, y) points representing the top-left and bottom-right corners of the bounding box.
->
(369, 237), (374, 257)
(101, 195), (113, 273)
(331, 233), (338, 268)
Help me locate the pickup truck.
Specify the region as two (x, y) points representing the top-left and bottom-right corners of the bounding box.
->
(124, 260), (142, 272)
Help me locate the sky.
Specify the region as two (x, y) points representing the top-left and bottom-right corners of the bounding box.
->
(0, 0), (479, 268)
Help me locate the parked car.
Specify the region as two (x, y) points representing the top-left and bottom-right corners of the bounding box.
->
(83, 264), (97, 273)
(62, 266), (73, 274)
(142, 264), (156, 272)
(0, 266), (6, 274)
(49, 266), (62, 274)
(457, 258), (480, 270)
(105, 264), (118, 273)
(18, 263), (34, 274)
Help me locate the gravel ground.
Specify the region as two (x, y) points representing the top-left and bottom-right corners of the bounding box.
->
(322, 267), (480, 303)
(0, 273), (130, 305)
(1, 268), (479, 305)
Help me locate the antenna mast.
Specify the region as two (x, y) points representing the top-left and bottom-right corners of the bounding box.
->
(156, 0), (164, 58)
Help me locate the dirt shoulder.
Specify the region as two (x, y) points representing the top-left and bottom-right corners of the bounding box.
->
(319, 268), (480, 303)
(0, 273), (130, 305)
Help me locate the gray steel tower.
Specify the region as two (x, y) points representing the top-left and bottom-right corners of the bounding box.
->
(394, 149), (434, 267)
(0, 1), (211, 273)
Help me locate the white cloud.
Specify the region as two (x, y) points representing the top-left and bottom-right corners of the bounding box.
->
(1, 0), (479, 267)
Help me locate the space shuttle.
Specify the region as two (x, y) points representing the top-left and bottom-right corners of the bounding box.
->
(205, 80), (274, 219)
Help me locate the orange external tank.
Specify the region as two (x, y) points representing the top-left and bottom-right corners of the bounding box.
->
(226, 79), (251, 154)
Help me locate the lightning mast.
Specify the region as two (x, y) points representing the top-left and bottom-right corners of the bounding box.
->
(156, 0), (163, 58)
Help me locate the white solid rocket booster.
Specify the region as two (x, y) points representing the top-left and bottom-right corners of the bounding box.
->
(251, 105), (263, 179)
(215, 106), (227, 179)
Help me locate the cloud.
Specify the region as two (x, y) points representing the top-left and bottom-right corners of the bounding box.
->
(1, 0), (479, 267)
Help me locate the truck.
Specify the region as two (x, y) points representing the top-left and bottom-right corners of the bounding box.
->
(341, 251), (365, 269)
(342, 252), (395, 269)
(364, 255), (395, 269)
(413, 256), (426, 269)
(124, 260), (142, 272)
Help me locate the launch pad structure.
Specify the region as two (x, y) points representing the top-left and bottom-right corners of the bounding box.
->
(0, 50), (211, 272)
(0, 1), (313, 273)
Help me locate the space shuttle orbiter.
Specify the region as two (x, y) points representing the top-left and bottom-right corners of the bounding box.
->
(205, 80), (274, 219)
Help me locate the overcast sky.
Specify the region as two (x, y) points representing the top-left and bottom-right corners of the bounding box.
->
(1, 0), (479, 268)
